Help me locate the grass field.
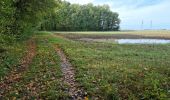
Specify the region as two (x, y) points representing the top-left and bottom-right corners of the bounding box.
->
(51, 32), (170, 99)
(1, 31), (170, 99)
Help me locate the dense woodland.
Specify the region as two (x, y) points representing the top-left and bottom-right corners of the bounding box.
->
(40, 1), (120, 31)
(0, 0), (120, 40)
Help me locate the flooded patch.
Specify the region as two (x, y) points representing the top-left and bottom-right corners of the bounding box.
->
(79, 38), (116, 43)
(116, 39), (170, 44)
(79, 38), (170, 44)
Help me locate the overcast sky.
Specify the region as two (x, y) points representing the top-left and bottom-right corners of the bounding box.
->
(65, 0), (170, 30)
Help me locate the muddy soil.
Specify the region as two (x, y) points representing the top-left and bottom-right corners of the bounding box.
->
(54, 45), (87, 100)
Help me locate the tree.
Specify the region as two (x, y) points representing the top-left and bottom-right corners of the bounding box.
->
(13, 0), (59, 35)
(0, 0), (60, 36)
(40, 1), (120, 31)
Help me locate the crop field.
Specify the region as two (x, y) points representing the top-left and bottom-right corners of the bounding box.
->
(55, 30), (170, 38)
(1, 31), (170, 99)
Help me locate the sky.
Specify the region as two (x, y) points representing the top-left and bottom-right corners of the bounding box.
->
(65, 0), (170, 30)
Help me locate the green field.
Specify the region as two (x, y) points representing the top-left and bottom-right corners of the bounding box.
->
(51, 32), (170, 99)
(1, 31), (170, 99)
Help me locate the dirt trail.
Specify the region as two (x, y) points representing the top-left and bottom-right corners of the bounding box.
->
(0, 38), (36, 97)
(54, 45), (87, 100)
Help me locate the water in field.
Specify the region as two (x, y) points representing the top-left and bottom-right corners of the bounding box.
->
(116, 39), (170, 44)
(79, 38), (170, 44)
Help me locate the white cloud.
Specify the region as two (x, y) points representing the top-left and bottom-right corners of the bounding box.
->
(118, 0), (170, 29)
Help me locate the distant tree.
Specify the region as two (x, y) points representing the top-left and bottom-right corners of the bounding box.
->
(40, 1), (120, 31)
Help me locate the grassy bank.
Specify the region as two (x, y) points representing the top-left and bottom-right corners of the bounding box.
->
(49, 33), (170, 99)
(0, 35), (27, 79)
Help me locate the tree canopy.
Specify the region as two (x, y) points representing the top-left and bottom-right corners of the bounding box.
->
(0, 0), (59, 36)
(40, 1), (120, 31)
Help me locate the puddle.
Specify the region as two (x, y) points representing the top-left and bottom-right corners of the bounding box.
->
(79, 38), (170, 44)
(116, 39), (170, 44)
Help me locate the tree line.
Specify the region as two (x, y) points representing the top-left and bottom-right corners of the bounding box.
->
(41, 1), (120, 31)
(0, 0), (120, 38)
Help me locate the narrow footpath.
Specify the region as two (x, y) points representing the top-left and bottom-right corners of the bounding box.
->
(54, 45), (87, 100)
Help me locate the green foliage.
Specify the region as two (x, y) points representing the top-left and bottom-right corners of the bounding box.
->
(0, 0), (15, 35)
(0, 40), (26, 79)
(11, 0), (59, 35)
(0, 0), (59, 40)
(40, 1), (120, 31)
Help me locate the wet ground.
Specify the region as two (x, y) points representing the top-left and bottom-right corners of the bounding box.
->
(57, 33), (170, 44)
(54, 44), (87, 100)
(116, 39), (170, 44)
(78, 38), (170, 44)
(58, 33), (170, 40)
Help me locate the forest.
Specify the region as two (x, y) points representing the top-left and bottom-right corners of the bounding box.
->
(40, 1), (120, 31)
(0, 0), (120, 38)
